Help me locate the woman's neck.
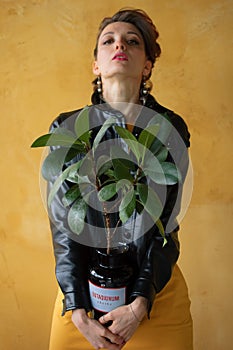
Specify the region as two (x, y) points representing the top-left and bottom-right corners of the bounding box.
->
(101, 77), (142, 127)
(102, 77), (140, 104)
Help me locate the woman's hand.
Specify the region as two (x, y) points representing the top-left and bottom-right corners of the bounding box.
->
(72, 308), (125, 350)
(99, 297), (148, 343)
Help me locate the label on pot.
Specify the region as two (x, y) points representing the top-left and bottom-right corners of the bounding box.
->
(88, 280), (126, 313)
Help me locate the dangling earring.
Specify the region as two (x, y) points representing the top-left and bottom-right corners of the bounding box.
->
(97, 75), (102, 94)
(140, 77), (153, 105)
(91, 75), (103, 104)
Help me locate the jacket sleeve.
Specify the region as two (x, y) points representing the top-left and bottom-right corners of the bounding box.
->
(130, 231), (179, 316)
(47, 115), (92, 315)
(130, 113), (190, 316)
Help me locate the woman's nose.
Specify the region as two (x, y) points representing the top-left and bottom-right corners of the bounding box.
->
(115, 41), (126, 51)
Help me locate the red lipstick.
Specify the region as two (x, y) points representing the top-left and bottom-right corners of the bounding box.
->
(112, 52), (128, 61)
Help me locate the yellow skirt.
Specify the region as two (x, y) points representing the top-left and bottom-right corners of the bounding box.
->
(49, 264), (193, 350)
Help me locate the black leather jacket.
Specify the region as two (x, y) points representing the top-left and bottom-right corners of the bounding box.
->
(48, 95), (190, 317)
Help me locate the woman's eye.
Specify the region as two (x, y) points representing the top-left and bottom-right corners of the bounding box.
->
(127, 39), (140, 45)
(103, 38), (114, 45)
(102, 37), (140, 46)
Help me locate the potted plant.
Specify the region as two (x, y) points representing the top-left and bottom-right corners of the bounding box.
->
(31, 105), (180, 318)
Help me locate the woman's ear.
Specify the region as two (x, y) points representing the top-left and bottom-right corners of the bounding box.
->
(93, 61), (100, 76)
(143, 60), (153, 78)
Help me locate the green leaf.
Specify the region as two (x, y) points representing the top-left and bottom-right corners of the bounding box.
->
(137, 183), (163, 223)
(92, 116), (116, 152)
(98, 183), (117, 202)
(148, 113), (172, 145)
(136, 183), (147, 203)
(135, 199), (166, 244)
(155, 218), (164, 235)
(155, 218), (167, 246)
(77, 177), (96, 207)
(96, 155), (113, 177)
(53, 127), (76, 138)
(138, 124), (160, 164)
(77, 175), (95, 198)
(104, 169), (116, 179)
(144, 154), (181, 185)
(110, 144), (132, 162)
(116, 179), (133, 192)
(78, 154), (95, 180)
(138, 124), (160, 149)
(115, 126), (141, 163)
(77, 130), (92, 147)
(156, 146), (168, 162)
(77, 174), (93, 185)
(143, 145), (168, 167)
(67, 198), (87, 235)
(144, 113), (172, 156)
(48, 161), (82, 206)
(119, 187), (136, 223)
(149, 138), (164, 156)
(41, 148), (67, 181)
(74, 106), (90, 142)
(62, 185), (81, 207)
(66, 160), (82, 183)
(41, 147), (79, 181)
(135, 199), (144, 214)
(31, 132), (76, 148)
(112, 159), (134, 182)
(143, 155), (166, 185)
(110, 144), (136, 181)
(110, 145), (136, 173)
(161, 162), (181, 184)
(143, 168), (164, 185)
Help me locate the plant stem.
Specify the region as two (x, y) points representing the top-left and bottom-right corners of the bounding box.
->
(110, 219), (121, 241)
(103, 203), (111, 255)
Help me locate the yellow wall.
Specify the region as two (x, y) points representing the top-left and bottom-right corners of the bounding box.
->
(0, 0), (232, 349)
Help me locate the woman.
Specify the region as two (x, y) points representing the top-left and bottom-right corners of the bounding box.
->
(48, 8), (193, 350)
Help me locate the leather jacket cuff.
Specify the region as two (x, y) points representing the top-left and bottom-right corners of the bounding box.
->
(130, 278), (156, 318)
(61, 290), (92, 316)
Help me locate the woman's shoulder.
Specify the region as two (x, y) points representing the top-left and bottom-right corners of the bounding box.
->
(49, 107), (85, 131)
(147, 95), (190, 147)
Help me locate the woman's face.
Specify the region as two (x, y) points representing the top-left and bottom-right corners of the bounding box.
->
(93, 22), (152, 81)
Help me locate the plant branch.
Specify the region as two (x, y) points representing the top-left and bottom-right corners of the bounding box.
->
(103, 203), (112, 255)
(110, 219), (121, 241)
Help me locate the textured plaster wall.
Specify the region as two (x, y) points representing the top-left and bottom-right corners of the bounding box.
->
(0, 0), (232, 349)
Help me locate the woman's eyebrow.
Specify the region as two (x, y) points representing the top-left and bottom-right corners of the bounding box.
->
(102, 31), (141, 37)
(127, 31), (141, 37)
(102, 31), (114, 36)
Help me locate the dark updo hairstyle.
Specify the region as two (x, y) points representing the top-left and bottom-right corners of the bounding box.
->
(92, 8), (161, 103)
